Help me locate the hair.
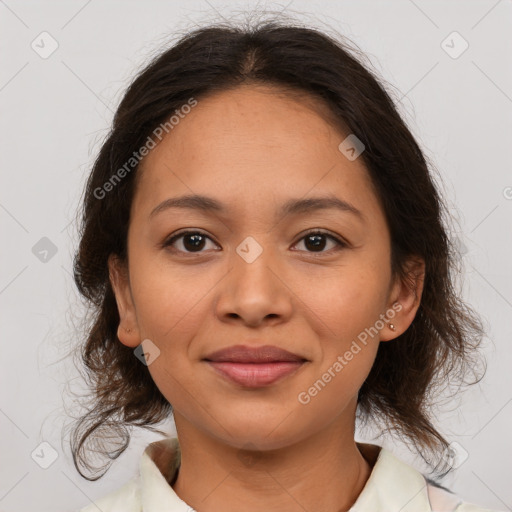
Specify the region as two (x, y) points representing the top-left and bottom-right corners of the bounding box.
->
(68, 17), (485, 481)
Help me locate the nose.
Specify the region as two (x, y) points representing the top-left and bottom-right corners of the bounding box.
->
(214, 243), (293, 328)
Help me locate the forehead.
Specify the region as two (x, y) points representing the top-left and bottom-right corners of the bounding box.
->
(133, 84), (380, 222)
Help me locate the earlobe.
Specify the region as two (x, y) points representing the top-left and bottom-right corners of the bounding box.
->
(381, 257), (425, 342)
(108, 254), (141, 348)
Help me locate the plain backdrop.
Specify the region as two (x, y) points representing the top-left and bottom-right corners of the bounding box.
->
(1, 1), (511, 510)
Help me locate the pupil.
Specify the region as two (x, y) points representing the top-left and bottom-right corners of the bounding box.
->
(184, 234), (205, 251)
(306, 234), (326, 251)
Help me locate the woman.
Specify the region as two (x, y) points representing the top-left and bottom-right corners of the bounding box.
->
(71, 19), (496, 511)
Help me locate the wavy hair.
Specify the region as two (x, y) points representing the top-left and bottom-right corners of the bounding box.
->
(67, 18), (485, 480)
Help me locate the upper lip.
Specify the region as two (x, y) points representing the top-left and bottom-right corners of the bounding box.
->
(203, 345), (306, 363)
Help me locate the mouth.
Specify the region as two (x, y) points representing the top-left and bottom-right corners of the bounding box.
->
(203, 345), (308, 388)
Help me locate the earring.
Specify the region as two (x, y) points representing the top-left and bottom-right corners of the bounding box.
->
(125, 327), (132, 333)
(388, 323), (396, 331)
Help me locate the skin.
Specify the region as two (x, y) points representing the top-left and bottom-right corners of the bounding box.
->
(109, 84), (425, 512)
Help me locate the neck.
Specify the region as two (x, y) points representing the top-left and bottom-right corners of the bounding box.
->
(171, 410), (374, 512)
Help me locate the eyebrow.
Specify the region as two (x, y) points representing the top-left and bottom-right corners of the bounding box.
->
(149, 194), (365, 222)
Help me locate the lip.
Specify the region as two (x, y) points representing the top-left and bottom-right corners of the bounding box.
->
(204, 345), (306, 363)
(203, 345), (308, 388)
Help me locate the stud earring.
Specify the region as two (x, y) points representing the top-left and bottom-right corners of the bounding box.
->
(388, 323), (396, 331)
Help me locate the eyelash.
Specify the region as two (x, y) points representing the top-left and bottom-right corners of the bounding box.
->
(161, 229), (347, 256)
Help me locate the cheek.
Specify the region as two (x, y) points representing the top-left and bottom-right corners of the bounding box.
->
(130, 265), (209, 406)
(130, 254), (215, 340)
(298, 353), (375, 414)
(301, 259), (390, 343)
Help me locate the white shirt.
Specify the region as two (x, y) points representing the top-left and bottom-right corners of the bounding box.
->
(79, 437), (498, 512)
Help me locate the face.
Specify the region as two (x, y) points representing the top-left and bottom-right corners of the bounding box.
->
(109, 84), (423, 451)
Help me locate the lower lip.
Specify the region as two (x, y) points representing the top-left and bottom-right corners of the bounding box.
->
(206, 361), (305, 387)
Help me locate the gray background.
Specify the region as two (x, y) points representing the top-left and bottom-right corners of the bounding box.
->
(1, 0), (511, 510)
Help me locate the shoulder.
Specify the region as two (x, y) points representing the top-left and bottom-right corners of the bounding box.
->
(79, 476), (141, 512)
(354, 442), (501, 512)
(426, 480), (503, 512)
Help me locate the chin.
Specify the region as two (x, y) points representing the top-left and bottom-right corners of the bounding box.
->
(213, 421), (310, 453)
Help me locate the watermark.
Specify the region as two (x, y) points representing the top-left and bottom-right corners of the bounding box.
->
(31, 31), (59, 59)
(134, 338), (161, 366)
(236, 236), (263, 263)
(440, 31), (469, 60)
(441, 441), (469, 469)
(32, 236), (58, 263)
(31, 441), (59, 469)
(237, 442), (264, 467)
(297, 302), (402, 405)
(93, 97), (198, 200)
(338, 134), (365, 161)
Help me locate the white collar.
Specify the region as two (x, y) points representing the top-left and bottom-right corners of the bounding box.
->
(140, 438), (191, 510)
(138, 437), (435, 511)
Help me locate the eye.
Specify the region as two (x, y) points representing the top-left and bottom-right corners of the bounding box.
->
(291, 229), (346, 254)
(162, 229), (346, 255)
(162, 230), (219, 254)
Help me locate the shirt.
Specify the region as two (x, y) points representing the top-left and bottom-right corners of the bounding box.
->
(79, 437), (499, 512)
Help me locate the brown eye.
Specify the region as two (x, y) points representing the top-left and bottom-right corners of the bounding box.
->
(292, 230), (346, 254)
(163, 231), (218, 253)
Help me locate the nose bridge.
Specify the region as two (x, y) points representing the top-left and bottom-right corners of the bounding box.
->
(232, 233), (279, 292)
(215, 233), (292, 325)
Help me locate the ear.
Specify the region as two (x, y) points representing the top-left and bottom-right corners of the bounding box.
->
(108, 254), (141, 348)
(380, 256), (425, 342)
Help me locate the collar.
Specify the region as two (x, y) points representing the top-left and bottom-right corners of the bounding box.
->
(140, 437), (191, 511)
(349, 442), (432, 511)
(140, 437), (433, 511)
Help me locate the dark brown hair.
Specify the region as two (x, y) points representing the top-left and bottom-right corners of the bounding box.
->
(68, 18), (485, 481)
